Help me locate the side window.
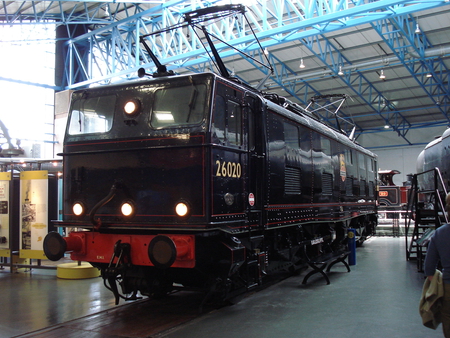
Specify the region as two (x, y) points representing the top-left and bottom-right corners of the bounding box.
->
(321, 137), (331, 156)
(212, 96), (242, 146)
(312, 132), (321, 152)
(212, 96), (226, 143)
(359, 153), (366, 171)
(345, 148), (353, 165)
(284, 122), (299, 148)
(367, 157), (374, 172)
(227, 100), (242, 146)
(299, 126), (311, 152)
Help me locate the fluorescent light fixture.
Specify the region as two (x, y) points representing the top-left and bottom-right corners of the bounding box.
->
(155, 111), (174, 121)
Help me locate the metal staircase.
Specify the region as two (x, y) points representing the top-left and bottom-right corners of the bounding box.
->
(405, 168), (448, 271)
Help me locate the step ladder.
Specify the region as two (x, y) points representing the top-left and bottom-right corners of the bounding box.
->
(404, 168), (448, 271)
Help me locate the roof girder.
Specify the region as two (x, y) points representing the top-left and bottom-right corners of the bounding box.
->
(1, 0), (450, 142)
(372, 15), (450, 123)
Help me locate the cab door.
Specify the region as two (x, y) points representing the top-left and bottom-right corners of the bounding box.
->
(245, 93), (265, 229)
(210, 82), (246, 224)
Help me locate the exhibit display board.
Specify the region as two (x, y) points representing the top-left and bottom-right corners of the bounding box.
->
(0, 172), (11, 257)
(19, 170), (48, 259)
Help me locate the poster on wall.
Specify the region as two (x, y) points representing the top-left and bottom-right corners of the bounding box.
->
(19, 171), (48, 259)
(0, 172), (11, 257)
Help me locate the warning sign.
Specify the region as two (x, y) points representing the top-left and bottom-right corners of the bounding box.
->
(248, 193), (255, 207)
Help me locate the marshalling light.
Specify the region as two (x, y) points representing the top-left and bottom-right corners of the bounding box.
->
(124, 99), (141, 116)
(73, 202), (84, 216)
(175, 202), (189, 217)
(121, 202), (134, 217)
(124, 101), (136, 114)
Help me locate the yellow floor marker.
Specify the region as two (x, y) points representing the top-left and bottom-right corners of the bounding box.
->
(57, 262), (100, 279)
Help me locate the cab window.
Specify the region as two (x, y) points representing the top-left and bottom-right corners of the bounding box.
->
(150, 83), (207, 128)
(212, 96), (242, 146)
(68, 95), (116, 135)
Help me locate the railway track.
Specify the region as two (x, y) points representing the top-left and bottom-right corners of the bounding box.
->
(13, 290), (215, 338)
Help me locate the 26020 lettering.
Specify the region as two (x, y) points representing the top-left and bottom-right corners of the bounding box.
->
(215, 160), (242, 178)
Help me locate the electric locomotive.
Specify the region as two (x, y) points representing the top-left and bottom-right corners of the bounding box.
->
(43, 70), (377, 303)
(43, 5), (377, 304)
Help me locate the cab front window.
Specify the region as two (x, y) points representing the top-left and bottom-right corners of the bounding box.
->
(68, 95), (116, 135)
(150, 83), (207, 128)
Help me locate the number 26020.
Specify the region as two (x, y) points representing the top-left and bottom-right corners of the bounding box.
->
(215, 160), (242, 178)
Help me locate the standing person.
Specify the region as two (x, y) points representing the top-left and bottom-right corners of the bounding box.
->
(424, 192), (450, 337)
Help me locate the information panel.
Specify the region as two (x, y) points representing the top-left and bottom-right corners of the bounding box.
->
(19, 171), (48, 259)
(0, 172), (11, 257)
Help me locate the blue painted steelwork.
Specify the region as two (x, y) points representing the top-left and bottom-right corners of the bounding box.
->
(281, 32), (413, 143)
(2, 0), (448, 88)
(372, 15), (450, 123)
(1, 0), (450, 139)
(239, 49), (366, 136)
(49, 0), (449, 89)
(0, 1), (152, 25)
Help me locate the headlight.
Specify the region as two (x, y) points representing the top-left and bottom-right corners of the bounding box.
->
(124, 99), (141, 116)
(175, 201), (189, 218)
(72, 202), (85, 216)
(121, 201), (135, 217)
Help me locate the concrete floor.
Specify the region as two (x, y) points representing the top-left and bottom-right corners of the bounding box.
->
(0, 264), (117, 337)
(162, 237), (442, 338)
(0, 237), (444, 338)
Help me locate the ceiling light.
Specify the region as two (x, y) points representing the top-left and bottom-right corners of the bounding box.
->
(264, 48), (269, 55)
(299, 58), (305, 69)
(384, 125), (390, 129)
(415, 23), (420, 34)
(426, 73), (432, 78)
(379, 69), (386, 80)
(338, 66), (344, 76)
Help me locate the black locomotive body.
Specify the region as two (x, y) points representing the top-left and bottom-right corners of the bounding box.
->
(416, 128), (450, 191)
(44, 72), (377, 303)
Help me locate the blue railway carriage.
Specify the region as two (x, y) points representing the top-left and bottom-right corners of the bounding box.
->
(44, 71), (377, 304)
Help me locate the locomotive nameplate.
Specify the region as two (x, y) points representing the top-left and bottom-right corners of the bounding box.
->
(215, 160), (242, 178)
